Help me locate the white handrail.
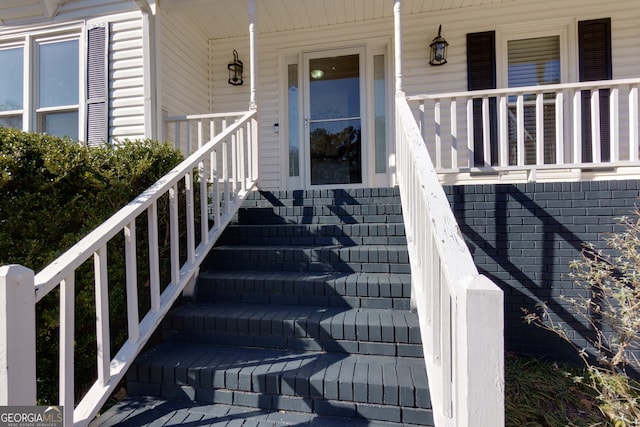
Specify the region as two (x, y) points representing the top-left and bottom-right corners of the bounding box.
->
(408, 78), (640, 183)
(164, 111), (249, 156)
(396, 91), (504, 427)
(1, 110), (258, 427)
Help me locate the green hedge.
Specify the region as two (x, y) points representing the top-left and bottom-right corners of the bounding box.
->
(0, 127), (184, 404)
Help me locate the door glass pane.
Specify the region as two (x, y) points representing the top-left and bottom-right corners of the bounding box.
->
(310, 119), (361, 185)
(309, 55), (360, 120)
(309, 54), (361, 185)
(0, 47), (23, 111)
(374, 55), (386, 173)
(507, 36), (560, 165)
(38, 40), (79, 108)
(288, 64), (299, 177)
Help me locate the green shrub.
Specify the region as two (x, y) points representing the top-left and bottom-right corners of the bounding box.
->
(0, 127), (183, 404)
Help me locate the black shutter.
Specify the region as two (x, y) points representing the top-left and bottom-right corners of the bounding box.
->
(86, 25), (109, 145)
(578, 18), (612, 162)
(467, 31), (498, 166)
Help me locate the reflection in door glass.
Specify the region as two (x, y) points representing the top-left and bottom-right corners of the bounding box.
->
(288, 64), (299, 177)
(310, 119), (361, 185)
(309, 55), (361, 185)
(374, 54), (386, 173)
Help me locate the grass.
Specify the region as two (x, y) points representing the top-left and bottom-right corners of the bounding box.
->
(506, 353), (609, 426)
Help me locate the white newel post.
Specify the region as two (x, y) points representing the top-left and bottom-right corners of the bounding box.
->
(0, 264), (37, 405)
(458, 275), (505, 426)
(393, 0), (403, 93)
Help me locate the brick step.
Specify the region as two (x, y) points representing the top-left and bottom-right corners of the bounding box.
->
(162, 303), (423, 357)
(233, 205), (403, 225)
(92, 396), (433, 427)
(196, 271), (412, 309)
(126, 343), (433, 425)
(204, 245), (410, 273)
(219, 223), (406, 246)
(241, 188), (401, 208)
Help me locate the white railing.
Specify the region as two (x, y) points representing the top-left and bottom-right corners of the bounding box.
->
(408, 78), (640, 184)
(396, 91), (504, 427)
(0, 110), (258, 426)
(164, 111), (250, 156)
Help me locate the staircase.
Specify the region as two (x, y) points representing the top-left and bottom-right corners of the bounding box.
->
(92, 188), (433, 426)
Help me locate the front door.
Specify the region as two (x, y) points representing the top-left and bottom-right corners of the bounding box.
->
(303, 49), (365, 187)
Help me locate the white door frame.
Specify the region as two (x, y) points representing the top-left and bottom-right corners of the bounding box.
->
(280, 39), (392, 191)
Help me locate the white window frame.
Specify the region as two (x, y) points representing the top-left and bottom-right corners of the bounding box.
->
(0, 24), (84, 140)
(496, 19), (575, 89)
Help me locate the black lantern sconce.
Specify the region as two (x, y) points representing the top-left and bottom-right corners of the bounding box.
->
(228, 50), (244, 85)
(429, 25), (449, 66)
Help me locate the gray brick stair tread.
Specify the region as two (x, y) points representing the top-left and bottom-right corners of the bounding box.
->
(208, 245), (409, 265)
(128, 342), (430, 409)
(166, 303), (421, 344)
(242, 188), (401, 204)
(91, 396), (433, 427)
(211, 244), (408, 252)
(220, 223), (407, 245)
(233, 214), (404, 225)
(236, 205), (403, 214)
(199, 270), (411, 284)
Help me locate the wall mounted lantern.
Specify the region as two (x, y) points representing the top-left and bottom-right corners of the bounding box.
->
(228, 50), (244, 85)
(429, 25), (449, 66)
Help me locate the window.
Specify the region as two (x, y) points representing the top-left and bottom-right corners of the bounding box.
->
(37, 38), (79, 138)
(507, 35), (561, 164)
(0, 46), (23, 129)
(0, 32), (81, 140)
(508, 36), (560, 88)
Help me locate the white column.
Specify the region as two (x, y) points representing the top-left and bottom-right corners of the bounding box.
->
(249, 0), (257, 110)
(135, 0), (158, 140)
(394, 0), (403, 93)
(0, 265), (36, 405)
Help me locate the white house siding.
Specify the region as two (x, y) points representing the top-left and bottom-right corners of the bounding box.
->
(107, 12), (146, 142)
(196, 0), (638, 190)
(158, 9), (210, 151)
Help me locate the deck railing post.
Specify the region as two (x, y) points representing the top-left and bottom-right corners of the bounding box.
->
(0, 264), (37, 405)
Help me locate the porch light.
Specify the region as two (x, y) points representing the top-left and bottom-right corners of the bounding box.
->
(228, 50), (243, 85)
(429, 25), (449, 66)
(310, 69), (324, 80)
